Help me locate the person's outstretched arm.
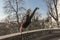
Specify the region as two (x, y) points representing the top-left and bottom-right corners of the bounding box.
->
(30, 7), (39, 20)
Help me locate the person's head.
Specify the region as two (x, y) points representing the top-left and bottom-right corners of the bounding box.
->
(26, 9), (31, 15)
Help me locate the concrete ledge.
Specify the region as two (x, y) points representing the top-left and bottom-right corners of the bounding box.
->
(0, 28), (60, 40)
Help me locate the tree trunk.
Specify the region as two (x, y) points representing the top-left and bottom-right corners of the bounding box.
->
(56, 20), (59, 27)
(16, 12), (19, 24)
(16, 12), (20, 32)
(16, 0), (20, 32)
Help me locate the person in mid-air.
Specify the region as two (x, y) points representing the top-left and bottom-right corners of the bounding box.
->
(20, 7), (39, 32)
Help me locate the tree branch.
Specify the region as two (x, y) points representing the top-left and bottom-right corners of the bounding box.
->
(8, 1), (16, 12)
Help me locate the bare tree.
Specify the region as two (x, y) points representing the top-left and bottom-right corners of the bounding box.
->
(4, 0), (26, 31)
(45, 0), (59, 27)
(4, 0), (25, 25)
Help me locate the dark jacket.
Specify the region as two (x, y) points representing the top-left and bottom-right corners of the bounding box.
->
(23, 7), (39, 28)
